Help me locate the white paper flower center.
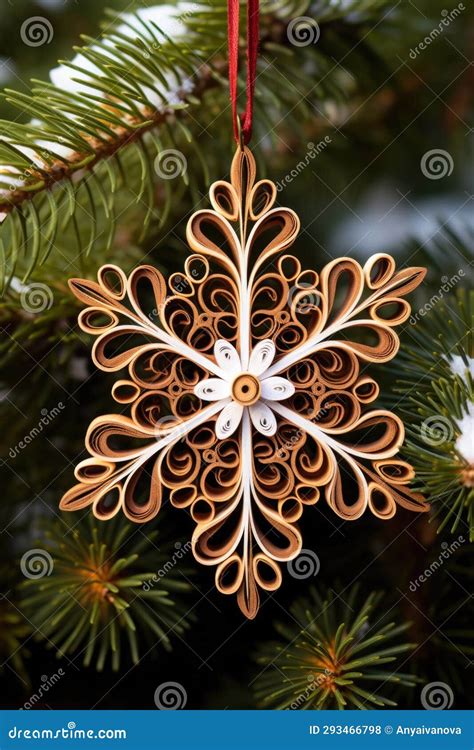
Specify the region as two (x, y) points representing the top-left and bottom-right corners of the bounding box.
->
(193, 339), (295, 439)
(231, 373), (261, 405)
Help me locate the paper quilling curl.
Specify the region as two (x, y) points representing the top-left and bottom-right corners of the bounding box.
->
(61, 147), (429, 618)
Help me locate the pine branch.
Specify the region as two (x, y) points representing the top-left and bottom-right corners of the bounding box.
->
(0, 0), (398, 286)
(20, 515), (193, 671)
(395, 289), (474, 541)
(254, 584), (418, 709)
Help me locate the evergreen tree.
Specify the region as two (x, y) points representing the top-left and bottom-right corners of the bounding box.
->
(0, 0), (472, 709)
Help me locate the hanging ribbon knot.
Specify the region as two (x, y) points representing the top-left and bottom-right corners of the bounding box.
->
(227, 0), (260, 146)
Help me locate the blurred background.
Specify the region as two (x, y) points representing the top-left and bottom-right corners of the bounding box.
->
(0, 0), (472, 711)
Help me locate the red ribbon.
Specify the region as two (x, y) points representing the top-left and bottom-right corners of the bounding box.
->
(227, 0), (260, 146)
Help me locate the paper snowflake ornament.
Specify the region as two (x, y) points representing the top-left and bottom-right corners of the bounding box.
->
(61, 147), (428, 618)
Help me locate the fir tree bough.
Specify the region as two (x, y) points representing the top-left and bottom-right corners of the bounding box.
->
(254, 585), (417, 709)
(20, 516), (192, 671)
(0, 0), (402, 287)
(397, 290), (474, 542)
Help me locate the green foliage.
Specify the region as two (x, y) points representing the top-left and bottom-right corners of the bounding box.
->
(20, 516), (192, 671)
(0, 0), (472, 710)
(397, 290), (474, 541)
(254, 585), (417, 709)
(0, 0), (407, 287)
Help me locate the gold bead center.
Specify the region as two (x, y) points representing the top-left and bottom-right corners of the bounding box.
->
(232, 373), (261, 405)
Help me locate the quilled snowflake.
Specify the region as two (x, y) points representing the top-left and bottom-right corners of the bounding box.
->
(61, 147), (429, 618)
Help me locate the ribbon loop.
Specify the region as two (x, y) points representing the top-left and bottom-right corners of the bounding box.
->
(227, 0), (260, 146)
